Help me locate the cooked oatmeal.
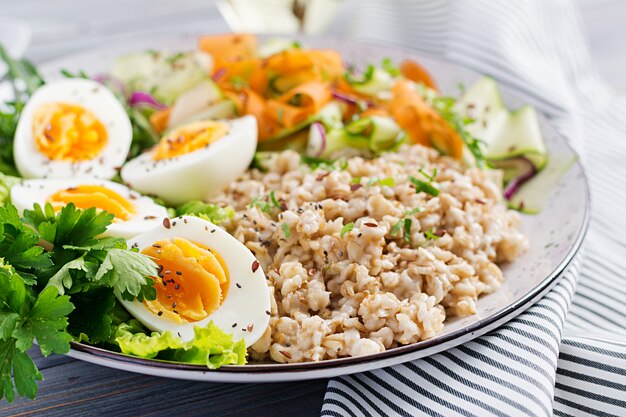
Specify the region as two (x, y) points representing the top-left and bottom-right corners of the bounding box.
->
(212, 144), (528, 363)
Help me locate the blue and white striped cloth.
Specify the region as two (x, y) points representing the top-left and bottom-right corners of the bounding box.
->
(322, 1), (626, 416)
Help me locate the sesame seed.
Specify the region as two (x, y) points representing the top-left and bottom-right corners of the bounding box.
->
(176, 271), (182, 276)
(163, 218), (171, 228)
(364, 222), (377, 227)
(172, 221), (177, 226)
(251, 260), (260, 272)
(175, 284), (180, 290)
(236, 283), (242, 288)
(265, 310), (271, 315)
(157, 311), (163, 316)
(152, 244), (161, 248)
(247, 324), (254, 332)
(211, 229), (216, 233)
(172, 302), (177, 308)
(232, 323), (237, 328)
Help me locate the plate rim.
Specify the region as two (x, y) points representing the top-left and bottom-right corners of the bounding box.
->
(34, 34), (591, 376)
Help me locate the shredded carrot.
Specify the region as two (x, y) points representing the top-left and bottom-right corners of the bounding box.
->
(388, 80), (463, 159)
(399, 59), (438, 92)
(150, 108), (171, 133)
(192, 34), (459, 156)
(266, 81), (332, 130)
(198, 33), (258, 69)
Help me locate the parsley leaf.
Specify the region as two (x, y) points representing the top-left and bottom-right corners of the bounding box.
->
(95, 248), (157, 302)
(12, 286), (74, 355)
(68, 288), (116, 344)
(0, 205), (52, 281)
(408, 176), (440, 196)
(340, 222), (354, 237)
(24, 203), (113, 248)
(0, 262), (73, 402)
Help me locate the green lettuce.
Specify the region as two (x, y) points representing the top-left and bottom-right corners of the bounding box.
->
(175, 201), (234, 224)
(0, 173), (20, 206)
(114, 321), (246, 369)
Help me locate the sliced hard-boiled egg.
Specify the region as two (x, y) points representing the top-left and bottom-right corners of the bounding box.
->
(121, 115), (257, 205)
(118, 215), (270, 346)
(13, 78), (132, 179)
(11, 179), (168, 239)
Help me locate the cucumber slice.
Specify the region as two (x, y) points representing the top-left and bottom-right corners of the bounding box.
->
(460, 77), (548, 169)
(169, 100), (237, 130)
(111, 50), (213, 105)
(508, 153), (577, 214)
(351, 67), (394, 99)
(265, 101), (345, 143)
(167, 80), (224, 128)
(258, 38), (302, 58)
(367, 116), (405, 152)
(250, 151), (276, 172)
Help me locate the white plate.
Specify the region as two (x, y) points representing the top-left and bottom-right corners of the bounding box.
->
(35, 34), (589, 382)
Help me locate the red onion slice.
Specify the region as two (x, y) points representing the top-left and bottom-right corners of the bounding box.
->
(497, 156), (538, 200)
(93, 74), (127, 96)
(331, 90), (374, 108)
(212, 68), (227, 82)
(307, 122), (327, 157)
(128, 91), (167, 110)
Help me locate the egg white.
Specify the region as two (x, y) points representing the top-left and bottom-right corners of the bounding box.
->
(117, 215), (270, 347)
(13, 78), (132, 180)
(10, 178), (168, 239)
(120, 115), (257, 206)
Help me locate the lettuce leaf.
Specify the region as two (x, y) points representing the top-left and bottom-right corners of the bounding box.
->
(0, 173), (20, 207)
(175, 201), (234, 224)
(114, 321), (246, 369)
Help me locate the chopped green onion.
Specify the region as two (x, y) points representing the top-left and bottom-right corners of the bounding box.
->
(270, 191), (281, 209)
(405, 207), (424, 216)
(403, 218), (412, 243)
(418, 167), (438, 182)
(390, 220), (403, 237)
(340, 222), (354, 237)
(281, 223), (291, 238)
(378, 177), (395, 187)
(424, 229), (440, 240)
(408, 176), (440, 196)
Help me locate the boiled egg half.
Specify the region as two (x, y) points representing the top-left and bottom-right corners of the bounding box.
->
(13, 78), (132, 179)
(121, 115), (257, 205)
(117, 215), (270, 346)
(11, 179), (168, 239)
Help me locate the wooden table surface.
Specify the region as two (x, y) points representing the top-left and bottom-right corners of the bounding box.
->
(1, 0), (625, 415)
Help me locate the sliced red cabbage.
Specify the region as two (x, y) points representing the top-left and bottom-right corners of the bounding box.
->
(128, 91), (167, 110)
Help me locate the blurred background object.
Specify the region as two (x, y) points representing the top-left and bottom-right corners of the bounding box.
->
(217, 0), (342, 34)
(0, 17), (31, 77)
(1, 0), (624, 93)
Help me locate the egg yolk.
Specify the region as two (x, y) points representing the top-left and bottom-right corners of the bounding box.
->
(32, 103), (108, 161)
(47, 185), (136, 221)
(152, 120), (229, 160)
(142, 237), (229, 323)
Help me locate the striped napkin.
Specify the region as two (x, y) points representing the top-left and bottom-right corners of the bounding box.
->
(322, 1), (626, 416)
